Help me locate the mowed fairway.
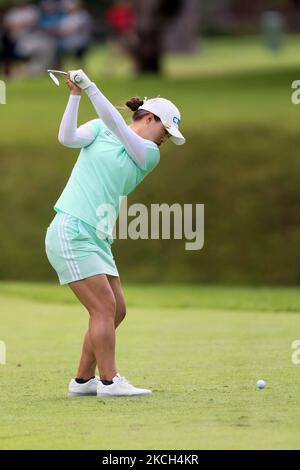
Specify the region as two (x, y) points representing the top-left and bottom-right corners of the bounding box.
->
(1, 283), (300, 449)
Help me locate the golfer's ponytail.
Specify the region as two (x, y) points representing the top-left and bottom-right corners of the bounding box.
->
(126, 96), (161, 123)
(126, 97), (144, 112)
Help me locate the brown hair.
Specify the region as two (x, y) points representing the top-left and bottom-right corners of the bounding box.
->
(126, 96), (161, 122)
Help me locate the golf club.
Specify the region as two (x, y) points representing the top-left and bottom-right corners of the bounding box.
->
(47, 70), (68, 86)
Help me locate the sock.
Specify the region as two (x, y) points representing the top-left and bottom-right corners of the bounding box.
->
(101, 379), (114, 385)
(75, 376), (95, 384)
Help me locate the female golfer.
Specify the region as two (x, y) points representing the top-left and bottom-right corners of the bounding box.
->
(45, 69), (186, 397)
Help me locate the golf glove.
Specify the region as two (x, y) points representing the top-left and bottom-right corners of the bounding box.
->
(69, 69), (92, 90)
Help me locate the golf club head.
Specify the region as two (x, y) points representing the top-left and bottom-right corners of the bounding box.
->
(48, 72), (60, 86)
(47, 70), (68, 87)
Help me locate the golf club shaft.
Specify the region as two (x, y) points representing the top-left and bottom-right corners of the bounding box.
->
(47, 70), (68, 76)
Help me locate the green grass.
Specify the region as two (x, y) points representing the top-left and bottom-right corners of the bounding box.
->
(1, 282), (300, 449)
(163, 35), (300, 78)
(81, 36), (300, 79)
(2, 282), (300, 312)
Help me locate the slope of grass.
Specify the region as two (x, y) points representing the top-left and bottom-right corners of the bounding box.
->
(1, 36), (300, 285)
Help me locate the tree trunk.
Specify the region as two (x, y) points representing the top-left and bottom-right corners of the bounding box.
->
(132, 0), (184, 74)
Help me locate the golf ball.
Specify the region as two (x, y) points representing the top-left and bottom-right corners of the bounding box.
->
(256, 379), (266, 389)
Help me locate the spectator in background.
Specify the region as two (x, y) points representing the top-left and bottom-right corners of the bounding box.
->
(1, 0), (39, 76)
(261, 10), (285, 53)
(103, 0), (137, 76)
(58, 0), (93, 65)
(39, 0), (65, 34)
(39, 0), (66, 68)
(1, 0), (56, 77)
(0, 0), (93, 78)
(105, 0), (136, 42)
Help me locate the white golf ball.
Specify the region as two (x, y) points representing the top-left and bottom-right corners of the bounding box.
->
(256, 379), (266, 389)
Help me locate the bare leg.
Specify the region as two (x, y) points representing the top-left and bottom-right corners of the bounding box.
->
(76, 330), (97, 380)
(68, 274), (117, 381)
(89, 306), (116, 381)
(73, 275), (127, 379)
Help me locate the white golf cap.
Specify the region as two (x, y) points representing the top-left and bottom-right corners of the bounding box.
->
(138, 97), (186, 145)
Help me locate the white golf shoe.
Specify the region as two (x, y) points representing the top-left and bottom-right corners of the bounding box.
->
(97, 373), (152, 397)
(68, 376), (99, 396)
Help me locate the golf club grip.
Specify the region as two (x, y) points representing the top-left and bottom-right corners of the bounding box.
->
(73, 74), (82, 84)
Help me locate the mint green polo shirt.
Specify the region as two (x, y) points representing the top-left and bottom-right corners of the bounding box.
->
(54, 119), (160, 244)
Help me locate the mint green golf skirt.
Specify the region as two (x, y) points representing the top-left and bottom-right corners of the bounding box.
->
(45, 210), (119, 285)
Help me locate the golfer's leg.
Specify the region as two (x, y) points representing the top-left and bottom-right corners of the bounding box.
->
(74, 277), (126, 379)
(68, 274), (117, 381)
(107, 275), (126, 328)
(76, 330), (97, 380)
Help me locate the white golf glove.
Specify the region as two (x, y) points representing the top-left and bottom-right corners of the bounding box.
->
(69, 69), (92, 90)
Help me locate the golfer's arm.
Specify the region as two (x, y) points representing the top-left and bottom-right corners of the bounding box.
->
(58, 95), (95, 148)
(85, 83), (147, 166)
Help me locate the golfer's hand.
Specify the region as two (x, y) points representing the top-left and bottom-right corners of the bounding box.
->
(69, 69), (92, 90)
(66, 72), (82, 96)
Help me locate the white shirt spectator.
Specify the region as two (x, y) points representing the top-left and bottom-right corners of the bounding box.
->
(4, 4), (39, 42)
(59, 9), (92, 52)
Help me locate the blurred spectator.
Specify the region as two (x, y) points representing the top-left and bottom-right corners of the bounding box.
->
(105, 0), (136, 41)
(261, 10), (285, 53)
(1, 0), (56, 77)
(103, 0), (137, 76)
(58, 0), (93, 64)
(39, 0), (66, 68)
(39, 0), (65, 34)
(0, 0), (93, 77)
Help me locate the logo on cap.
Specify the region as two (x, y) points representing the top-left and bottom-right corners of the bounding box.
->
(173, 116), (180, 126)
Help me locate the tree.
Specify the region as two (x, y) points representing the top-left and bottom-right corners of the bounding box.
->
(132, 0), (184, 74)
